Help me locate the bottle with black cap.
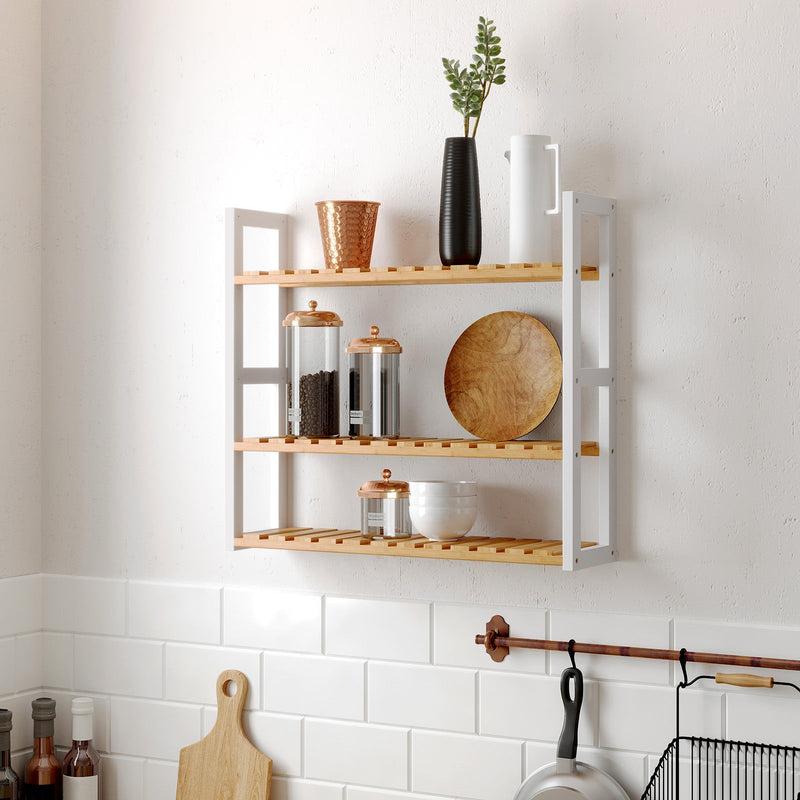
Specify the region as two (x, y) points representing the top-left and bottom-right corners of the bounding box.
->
(23, 698), (61, 799)
(0, 708), (20, 800)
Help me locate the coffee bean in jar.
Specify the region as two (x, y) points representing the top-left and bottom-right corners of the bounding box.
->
(283, 301), (342, 437)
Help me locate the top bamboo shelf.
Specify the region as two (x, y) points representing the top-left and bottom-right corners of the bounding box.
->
(235, 262), (599, 287)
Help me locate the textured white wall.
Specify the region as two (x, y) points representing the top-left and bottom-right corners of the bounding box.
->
(40, 1), (800, 622)
(0, 0), (41, 578)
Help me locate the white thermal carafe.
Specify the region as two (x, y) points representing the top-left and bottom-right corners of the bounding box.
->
(505, 134), (561, 264)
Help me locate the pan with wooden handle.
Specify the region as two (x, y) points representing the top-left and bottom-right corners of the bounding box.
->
(176, 670), (272, 800)
(512, 667), (629, 800)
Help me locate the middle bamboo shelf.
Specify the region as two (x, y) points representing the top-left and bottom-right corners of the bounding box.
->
(236, 436), (599, 460)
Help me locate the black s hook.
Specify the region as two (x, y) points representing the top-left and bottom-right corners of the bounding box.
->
(568, 639), (577, 669)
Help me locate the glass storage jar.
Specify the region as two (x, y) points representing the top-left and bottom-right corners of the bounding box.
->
(346, 326), (401, 438)
(358, 468), (411, 540)
(283, 300), (342, 437)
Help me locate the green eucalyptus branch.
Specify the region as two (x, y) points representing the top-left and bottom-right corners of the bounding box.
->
(442, 16), (506, 138)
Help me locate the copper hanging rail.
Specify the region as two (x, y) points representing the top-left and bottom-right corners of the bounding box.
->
(476, 615), (800, 672)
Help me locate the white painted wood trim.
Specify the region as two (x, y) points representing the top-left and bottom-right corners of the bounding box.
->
(562, 193), (617, 571)
(226, 208), (289, 549)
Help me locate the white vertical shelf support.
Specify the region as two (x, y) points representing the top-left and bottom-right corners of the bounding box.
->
(226, 208), (289, 548)
(562, 192), (617, 570)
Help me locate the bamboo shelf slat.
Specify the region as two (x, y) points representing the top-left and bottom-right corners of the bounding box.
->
(234, 262), (599, 287)
(235, 436), (600, 460)
(234, 527), (598, 566)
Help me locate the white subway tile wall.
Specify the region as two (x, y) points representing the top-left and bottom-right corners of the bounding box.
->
(164, 642), (262, 709)
(129, 581), (222, 644)
(0, 576), (798, 800)
(13, 633), (43, 692)
(368, 662), (475, 732)
(326, 596), (429, 662)
(108, 698), (203, 761)
(263, 652), (365, 720)
(74, 635), (163, 699)
(41, 632), (73, 689)
(224, 586), (323, 652)
(0, 575), (41, 637)
(144, 760), (180, 799)
(43, 575), (126, 635)
(305, 719), (408, 789)
(101, 755), (145, 800)
(0, 638), (17, 696)
(273, 777), (345, 800)
(411, 730), (522, 800)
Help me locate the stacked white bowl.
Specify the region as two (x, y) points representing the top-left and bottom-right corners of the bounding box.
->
(408, 481), (477, 541)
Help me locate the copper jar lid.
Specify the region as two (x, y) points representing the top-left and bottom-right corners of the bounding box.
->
(282, 300), (343, 327)
(346, 326), (402, 354)
(358, 468), (410, 498)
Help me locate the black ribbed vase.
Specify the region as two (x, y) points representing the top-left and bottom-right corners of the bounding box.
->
(439, 137), (481, 266)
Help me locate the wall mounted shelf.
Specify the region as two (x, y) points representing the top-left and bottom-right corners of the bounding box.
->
(236, 436), (600, 459)
(234, 262), (598, 287)
(233, 527), (597, 566)
(226, 193), (617, 570)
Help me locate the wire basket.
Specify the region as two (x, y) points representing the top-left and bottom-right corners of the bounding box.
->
(642, 674), (800, 800)
(315, 201), (380, 271)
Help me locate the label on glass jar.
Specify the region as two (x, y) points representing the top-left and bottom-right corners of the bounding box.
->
(63, 775), (99, 800)
(288, 408), (301, 422)
(367, 512), (385, 526)
(349, 410), (364, 424)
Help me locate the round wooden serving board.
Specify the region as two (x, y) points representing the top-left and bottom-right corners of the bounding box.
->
(444, 311), (562, 441)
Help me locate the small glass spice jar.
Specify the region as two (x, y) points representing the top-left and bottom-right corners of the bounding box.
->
(283, 300), (342, 437)
(346, 326), (402, 438)
(357, 468), (412, 540)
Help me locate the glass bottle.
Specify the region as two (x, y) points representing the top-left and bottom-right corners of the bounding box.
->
(283, 300), (342, 437)
(23, 697), (61, 800)
(357, 468), (412, 540)
(62, 698), (100, 800)
(346, 326), (402, 439)
(0, 709), (20, 800)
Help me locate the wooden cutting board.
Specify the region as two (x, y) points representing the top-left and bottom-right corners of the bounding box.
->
(444, 311), (562, 441)
(176, 670), (272, 800)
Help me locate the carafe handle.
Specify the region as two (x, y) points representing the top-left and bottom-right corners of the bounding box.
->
(545, 143), (561, 215)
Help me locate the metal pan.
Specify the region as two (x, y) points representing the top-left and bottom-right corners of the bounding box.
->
(512, 667), (629, 800)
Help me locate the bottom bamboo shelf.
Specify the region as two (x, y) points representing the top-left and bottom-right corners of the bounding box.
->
(233, 527), (597, 566)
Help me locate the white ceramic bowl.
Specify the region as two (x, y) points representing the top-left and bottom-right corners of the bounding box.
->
(409, 496), (477, 510)
(409, 501), (478, 541)
(408, 480), (477, 498)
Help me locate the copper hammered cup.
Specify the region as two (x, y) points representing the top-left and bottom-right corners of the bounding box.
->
(316, 201), (380, 272)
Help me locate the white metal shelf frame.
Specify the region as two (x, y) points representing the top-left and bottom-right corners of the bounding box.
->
(226, 194), (617, 571)
(226, 208), (290, 545)
(562, 192), (617, 570)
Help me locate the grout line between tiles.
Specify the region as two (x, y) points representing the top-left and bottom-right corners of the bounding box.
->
(321, 595), (327, 655)
(363, 660), (368, 723)
(161, 641), (167, 700)
(300, 716), (306, 778)
(544, 609), (550, 676)
(474, 670), (480, 735)
(428, 603), (434, 665)
(218, 586), (225, 646)
(406, 726), (412, 791)
(124, 580), (130, 638)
